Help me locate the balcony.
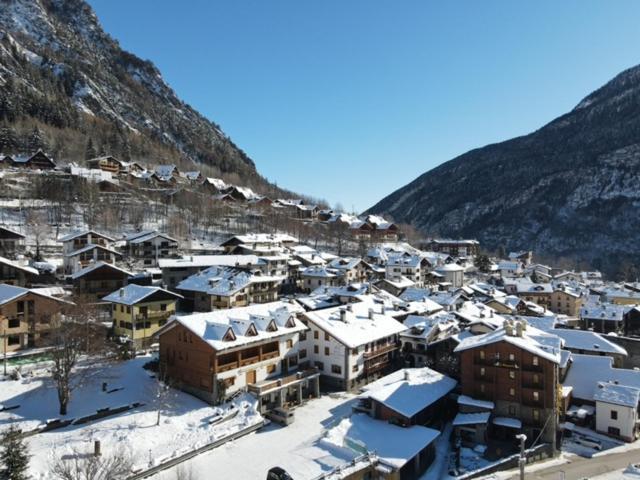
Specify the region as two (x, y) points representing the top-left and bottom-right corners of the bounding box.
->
(261, 350), (279, 361)
(217, 361), (238, 373)
(363, 343), (398, 360)
(135, 311), (172, 321)
(240, 355), (260, 367)
(247, 368), (319, 395)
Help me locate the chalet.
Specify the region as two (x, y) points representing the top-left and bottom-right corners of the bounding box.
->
(182, 171), (204, 184)
(223, 185), (259, 202)
(423, 239), (480, 258)
(386, 254), (431, 287)
(357, 367), (457, 427)
(435, 263), (465, 289)
(123, 230), (179, 266)
(594, 382), (640, 442)
(498, 261), (524, 278)
(220, 233), (297, 255)
(0, 154), (13, 168)
(86, 155), (125, 174)
(454, 320), (562, 447)
(301, 299), (408, 390)
(248, 196), (274, 209)
(350, 215), (399, 243)
(71, 261), (132, 301)
(158, 254), (264, 289)
(509, 251), (533, 265)
(59, 230), (114, 255)
(103, 284), (182, 346)
(11, 150), (56, 170)
(63, 244), (123, 275)
(580, 302), (627, 334)
(299, 266), (339, 293)
(0, 283), (72, 352)
(157, 301), (319, 409)
(0, 226), (25, 258)
(154, 164), (181, 182)
(201, 177), (229, 195)
(0, 256), (39, 287)
(550, 285), (583, 316)
(327, 257), (371, 284)
(176, 266), (284, 311)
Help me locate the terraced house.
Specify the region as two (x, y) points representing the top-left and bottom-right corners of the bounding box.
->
(103, 284), (182, 346)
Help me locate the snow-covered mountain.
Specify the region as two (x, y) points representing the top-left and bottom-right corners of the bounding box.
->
(0, 0), (257, 180)
(367, 64), (640, 275)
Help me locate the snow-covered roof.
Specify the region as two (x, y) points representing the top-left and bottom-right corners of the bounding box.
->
(454, 323), (562, 364)
(0, 225), (25, 239)
(594, 382), (640, 408)
(102, 284), (182, 305)
(452, 412), (491, 426)
(327, 257), (363, 271)
(204, 177), (229, 190)
(563, 353), (640, 402)
(387, 254), (423, 268)
(436, 263), (464, 272)
(65, 243), (122, 258)
(580, 302), (626, 321)
(158, 255), (261, 269)
(303, 299), (408, 349)
(125, 230), (177, 244)
(300, 265), (338, 278)
(71, 261), (133, 280)
(552, 329), (627, 356)
(169, 301), (306, 351)
(177, 266), (283, 296)
(492, 417), (521, 429)
(360, 368), (456, 418)
(457, 395), (494, 410)
(322, 413), (439, 469)
(0, 283), (72, 305)
(58, 229), (115, 242)
(0, 256), (38, 275)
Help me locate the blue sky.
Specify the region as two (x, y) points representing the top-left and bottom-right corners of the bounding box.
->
(88, 0), (640, 212)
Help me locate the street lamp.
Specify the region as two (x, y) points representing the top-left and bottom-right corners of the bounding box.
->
(515, 433), (527, 480)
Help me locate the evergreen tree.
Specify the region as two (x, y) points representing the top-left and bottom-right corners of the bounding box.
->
(84, 137), (97, 160)
(0, 425), (30, 480)
(26, 126), (48, 154)
(0, 125), (19, 154)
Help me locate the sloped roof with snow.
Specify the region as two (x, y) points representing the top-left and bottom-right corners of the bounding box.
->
(169, 301), (305, 350)
(361, 367), (457, 418)
(127, 231), (177, 244)
(564, 354), (640, 402)
(64, 243), (122, 258)
(71, 261), (132, 280)
(177, 265), (283, 296)
(0, 256), (38, 275)
(158, 255), (262, 269)
(102, 284), (182, 305)
(58, 229), (115, 242)
(322, 413), (439, 469)
(303, 299), (407, 348)
(454, 324), (562, 363)
(552, 328), (627, 356)
(594, 382), (640, 408)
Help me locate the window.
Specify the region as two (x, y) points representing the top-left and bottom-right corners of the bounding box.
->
(286, 339), (293, 349)
(479, 384), (485, 393)
(126, 306), (131, 314)
(479, 350), (485, 360)
(608, 426), (621, 436)
(120, 305), (124, 313)
(299, 349), (307, 359)
(611, 410), (618, 420)
(509, 370), (515, 379)
(315, 361), (324, 371)
(532, 356), (539, 366)
(533, 374), (539, 384)
(495, 352), (500, 360)
(223, 377), (235, 387)
(533, 391), (539, 402)
(266, 364), (276, 374)
(325, 332), (330, 341)
(160, 303), (167, 311)
(314, 330), (319, 340)
(480, 367), (485, 377)
(119, 321), (125, 328)
(533, 409), (540, 421)
(509, 353), (515, 361)
(8, 318), (19, 329)
(299, 331), (307, 341)
(17, 301), (24, 313)
(314, 345), (319, 354)
(352, 364), (358, 373)
(509, 387), (515, 396)
(324, 347), (330, 356)
(7, 335), (20, 346)
(331, 364), (342, 374)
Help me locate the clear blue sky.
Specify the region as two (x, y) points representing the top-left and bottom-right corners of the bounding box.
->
(88, 0), (640, 212)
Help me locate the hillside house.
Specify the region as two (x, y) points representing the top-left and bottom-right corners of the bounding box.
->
(424, 239), (480, 258)
(0, 256), (39, 287)
(0, 226), (25, 258)
(71, 261), (132, 301)
(63, 244), (123, 275)
(10, 150), (56, 170)
(86, 155), (126, 174)
(124, 230), (179, 266)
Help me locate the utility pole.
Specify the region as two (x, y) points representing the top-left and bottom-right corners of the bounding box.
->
(516, 433), (527, 480)
(2, 328), (6, 376)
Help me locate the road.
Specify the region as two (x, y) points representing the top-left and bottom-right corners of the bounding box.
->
(504, 449), (639, 479)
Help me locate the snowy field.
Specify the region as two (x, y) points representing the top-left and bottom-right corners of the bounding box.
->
(0, 355), (262, 479)
(154, 392), (358, 480)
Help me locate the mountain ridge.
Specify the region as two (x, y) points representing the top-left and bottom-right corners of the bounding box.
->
(367, 63), (640, 275)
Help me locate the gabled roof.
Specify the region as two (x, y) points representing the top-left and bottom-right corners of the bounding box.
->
(102, 284), (182, 305)
(0, 225), (25, 240)
(65, 243), (122, 258)
(59, 230), (115, 242)
(0, 283), (72, 306)
(176, 265), (283, 296)
(71, 261), (133, 280)
(594, 382), (640, 408)
(454, 323), (562, 363)
(126, 231), (177, 244)
(164, 301), (306, 351)
(360, 367), (457, 418)
(552, 328), (627, 356)
(0, 256), (38, 275)
(564, 354), (640, 402)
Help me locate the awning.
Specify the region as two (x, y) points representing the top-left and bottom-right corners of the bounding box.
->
(492, 417), (522, 429)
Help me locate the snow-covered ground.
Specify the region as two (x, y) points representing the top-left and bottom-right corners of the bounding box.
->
(0, 355), (262, 479)
(154, 392), (358, 479)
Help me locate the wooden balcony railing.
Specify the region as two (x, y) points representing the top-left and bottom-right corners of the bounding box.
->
(363, 343), (398, 359)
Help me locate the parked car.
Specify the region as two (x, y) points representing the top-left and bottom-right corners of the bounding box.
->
(267, 466), (293, 480)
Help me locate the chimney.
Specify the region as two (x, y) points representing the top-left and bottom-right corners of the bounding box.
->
(368, 308), (374, 320)
(340, 308), (347, 322)
(119, 288), (124, 298)
(404, 370), (410, 381)
(515, 321), (523, 337)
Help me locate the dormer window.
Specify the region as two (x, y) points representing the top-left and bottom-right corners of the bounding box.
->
(222, 328), (237, 342)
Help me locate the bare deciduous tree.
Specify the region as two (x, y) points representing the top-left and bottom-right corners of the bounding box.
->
(50, 446), (132, 480)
